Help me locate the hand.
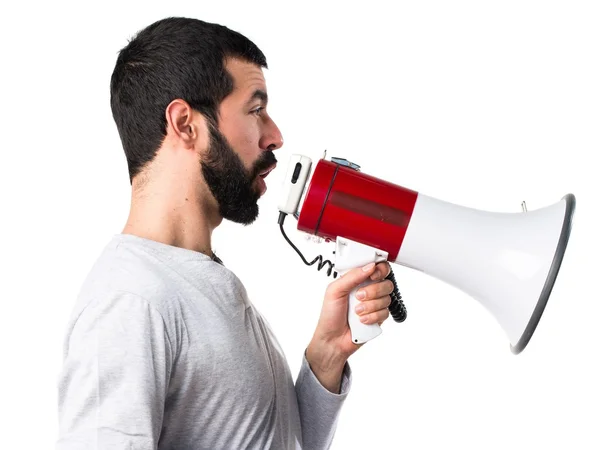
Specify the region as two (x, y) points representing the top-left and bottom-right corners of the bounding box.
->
(306, 261), (393, 392)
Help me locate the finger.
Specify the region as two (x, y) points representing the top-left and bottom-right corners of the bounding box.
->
(329, 262), (377, 296)
(358, 308), (390, 325)
(370, 261), (391, 281)
(355, 295), (392, 316)
(355, 280), (394, 301)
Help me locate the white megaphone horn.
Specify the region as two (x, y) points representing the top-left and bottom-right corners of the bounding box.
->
(277, 154), (576, 354)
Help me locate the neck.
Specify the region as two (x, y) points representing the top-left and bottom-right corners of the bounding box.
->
(122, 174), (222, 258)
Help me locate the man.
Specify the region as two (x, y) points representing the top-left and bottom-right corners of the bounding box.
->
(57, 17), (394, 450)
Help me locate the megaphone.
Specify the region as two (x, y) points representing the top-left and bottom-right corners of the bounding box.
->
(277, 154), (575, 354)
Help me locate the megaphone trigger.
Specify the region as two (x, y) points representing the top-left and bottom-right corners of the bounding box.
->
(334, 237), (406, 344)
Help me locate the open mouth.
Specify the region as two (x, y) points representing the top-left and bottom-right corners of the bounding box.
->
(258, 164), (277, 179)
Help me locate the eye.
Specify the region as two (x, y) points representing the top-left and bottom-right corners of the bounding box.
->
(251, 106), (265, 116)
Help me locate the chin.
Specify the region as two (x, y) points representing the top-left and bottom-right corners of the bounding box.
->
(222, 204), (259, 226)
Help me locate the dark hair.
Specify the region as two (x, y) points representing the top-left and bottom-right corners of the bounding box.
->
(110, 17), (267, 182)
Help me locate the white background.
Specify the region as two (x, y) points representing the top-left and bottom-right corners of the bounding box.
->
(1, 1), (598, 449)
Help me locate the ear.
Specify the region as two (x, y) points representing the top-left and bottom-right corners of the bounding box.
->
(165, 99), (208, 149)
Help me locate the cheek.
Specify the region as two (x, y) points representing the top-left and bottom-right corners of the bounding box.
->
(228, 119), (260, 164)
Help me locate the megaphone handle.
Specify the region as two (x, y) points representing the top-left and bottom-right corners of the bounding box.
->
(348, 279), (383, 344)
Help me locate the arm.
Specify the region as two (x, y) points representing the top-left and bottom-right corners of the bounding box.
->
(296, 262), (393, 449)
(56, 292), (172, 450)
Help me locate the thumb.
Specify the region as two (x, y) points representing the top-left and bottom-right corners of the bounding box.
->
(332, 262), (377, 296)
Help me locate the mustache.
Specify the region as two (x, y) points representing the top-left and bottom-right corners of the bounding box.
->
(252, 151), (278, 178)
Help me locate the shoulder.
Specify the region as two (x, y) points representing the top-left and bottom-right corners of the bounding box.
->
(65, 236), (187, 345)
(80, 238), (176, 310)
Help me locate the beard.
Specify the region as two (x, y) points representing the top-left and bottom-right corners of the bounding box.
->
(200, 123), (277, 225)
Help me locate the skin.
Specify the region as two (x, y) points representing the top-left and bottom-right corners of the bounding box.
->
(122, 57), (393, 393)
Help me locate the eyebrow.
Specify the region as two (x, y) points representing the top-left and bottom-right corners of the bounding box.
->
(246, 89), (268, 106)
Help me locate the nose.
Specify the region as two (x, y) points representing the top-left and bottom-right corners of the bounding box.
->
(260, 116), (284, 151)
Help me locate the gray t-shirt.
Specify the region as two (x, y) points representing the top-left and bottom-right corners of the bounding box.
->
(56, 233), (351, 450)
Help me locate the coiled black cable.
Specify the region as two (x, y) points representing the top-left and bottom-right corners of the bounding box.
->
(386, 270), (407, 323)
(278, 212), (407, 322)
(278, 212), (338, 277)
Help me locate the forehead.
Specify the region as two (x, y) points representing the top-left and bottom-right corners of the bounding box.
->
(224, 58), (266, 98)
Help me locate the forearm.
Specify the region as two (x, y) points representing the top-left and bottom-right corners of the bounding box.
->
(295, 350), (352, 450)
(306, 339), (348, 394)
